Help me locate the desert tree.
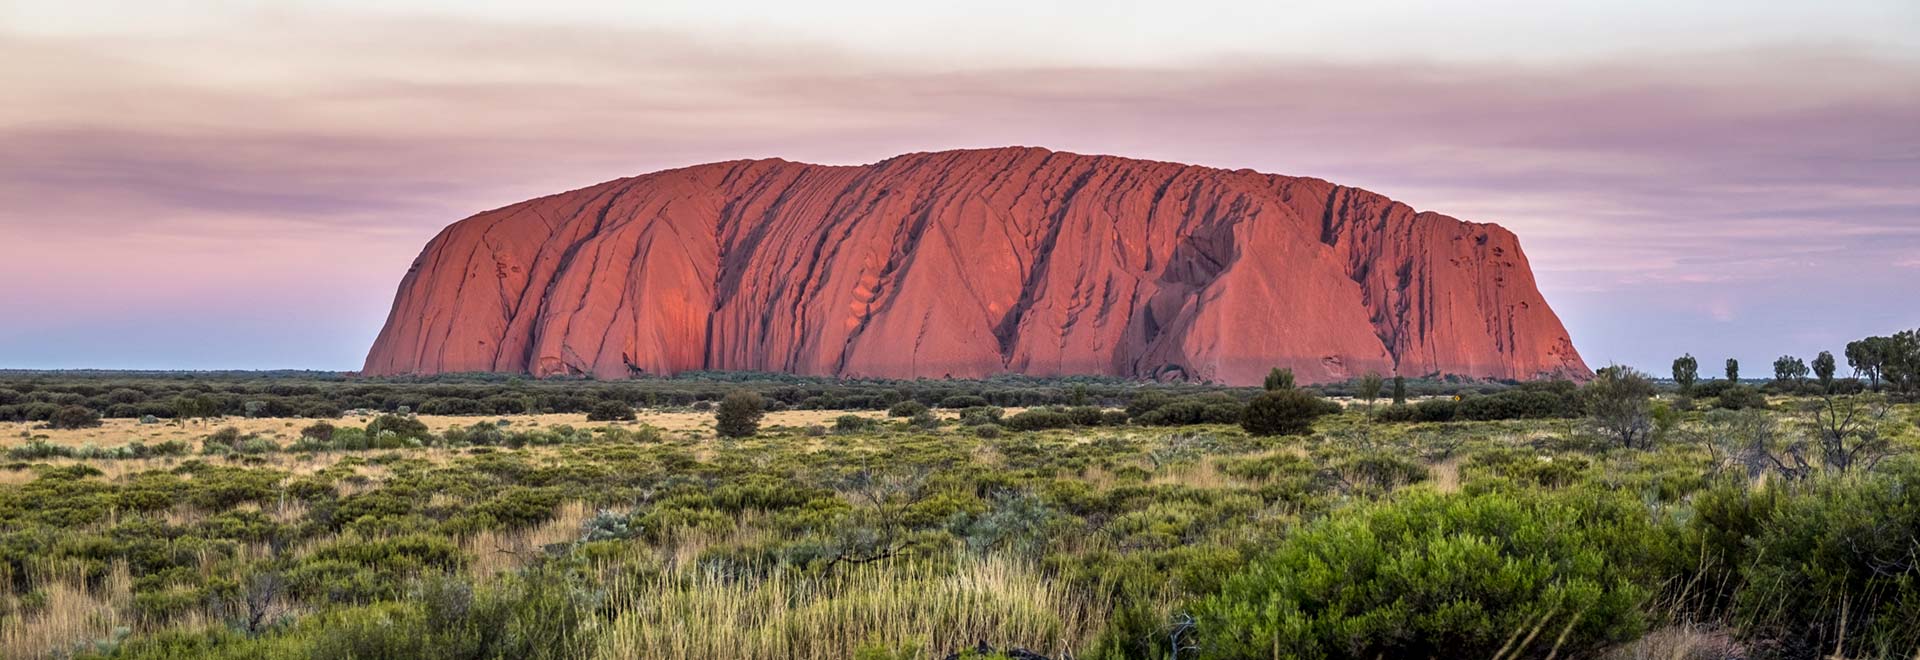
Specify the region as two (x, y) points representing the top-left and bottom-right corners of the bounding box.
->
(1846, 337), (1887, 391)
(1356, 372), (1384, 413)
(1886, 329), (1920, 396)
(1772, 355), (1808, 388)
(1806, 393), (1896, 473)
(1391, 375), (1407, 405)
(714, 390), (765, 438)
(1725, 358), (1740, 383)
(1264, 367), (1296, 391)
(1672, 354), (1699, 395)
(1812, 350), (1837, 392)
(1584, 365), (1656, 449)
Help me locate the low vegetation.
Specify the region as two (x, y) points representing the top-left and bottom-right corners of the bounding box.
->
(0, 334), (1915, 659)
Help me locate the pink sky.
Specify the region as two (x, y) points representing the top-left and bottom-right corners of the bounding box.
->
(2, 2), (1917, 373)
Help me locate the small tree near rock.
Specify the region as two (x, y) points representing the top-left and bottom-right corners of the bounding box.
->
(715, 390), (765, 438)
(1584, 365), (1656, 449)
(1264, 368), (1296, 391)
(1357, 372), (1384, 414)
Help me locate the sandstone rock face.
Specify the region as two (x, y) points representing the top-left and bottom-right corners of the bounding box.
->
(363, 147), (1588, 385)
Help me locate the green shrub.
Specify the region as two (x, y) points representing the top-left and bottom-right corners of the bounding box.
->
(1004, 409), (1075, 432)
(833, 414), (878, 433)
(585, 400), (636, 422)
(1728, 470), (1920, 658)
(1066, 406), (1106, 426)
(714, 390), (764, 438)
(1195, 488), (1660, 658)
(938, 395), (989, 409)
(1240, 389), (1332, 437)
(957, 406), (1004, 426)
(1134, 395), (1242, 426)
(48, 405), (102, 429)
(1412, 398), (1459, 422)
(365, 414), (431, 442)
(1714, 385), (1769, 410)
(887, 400), (929, 418)
(1373, 404), (1415, 423)
(300, 421), (336, 442)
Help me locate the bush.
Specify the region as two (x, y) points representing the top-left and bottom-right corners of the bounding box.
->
(887, 400), (929, 418)
(1455, 387), (1581, 421)
(1411, 398), (1460, 422)
(1240, 389), (1332, 437)
(48, 405), (102, 429)
(714, 390), (764, 438)
(1065, 406), (1105, 427)
(957, 406), (1004, 426)
(1196, 489), (1660, 658)
(1585, 366), (1657, 449)
(585, 400), (636, 422)
(1726, 470), (1920, 657)
(1373, 404), (1415, 423)
(937, 395), (989, 409)
(365, 414), (431, 442)
(300, 421), (336, 443)
(832, 414), (877, 433)
(1714, 385), (1769, 411)
(1134, 395), (1242, 426)
(1003, 408), (1074, 432)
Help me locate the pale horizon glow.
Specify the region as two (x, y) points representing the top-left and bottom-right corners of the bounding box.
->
(2, 1), (1917, 375)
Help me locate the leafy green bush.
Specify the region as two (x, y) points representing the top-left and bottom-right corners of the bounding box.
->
(1195, 488), (1662, 658)
(1714, 385), (1769, 410)
(887, 400), (929, 418)
(1412, 398), (1459, 422)
(1004, 408), (1075, 432)
(1240, 389), (1334, 437)
(49, 405), (103, 429)
(714, 390), (764, 438)
(1133, 395), (1242, 426)
(833, 414), (879, 433)
(365, 414), (431, 442)
(1726, 470), (1920, 658)
(585, 400), (636, 422)
(938, 395), (989, 409)
(957, 406), (1004, 426)
(1455, 387), (1581, 421)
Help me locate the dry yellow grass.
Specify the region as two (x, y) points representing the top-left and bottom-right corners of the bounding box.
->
(596, 554), (1104, 660)
(1430, 455), (1465, 494)
(0, 560), (132, 659)
(1601, 624), (1743, 660)
(463, 501), (598, 581)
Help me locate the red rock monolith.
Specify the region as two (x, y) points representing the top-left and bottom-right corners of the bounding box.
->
(363, 147), (1588, 385)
